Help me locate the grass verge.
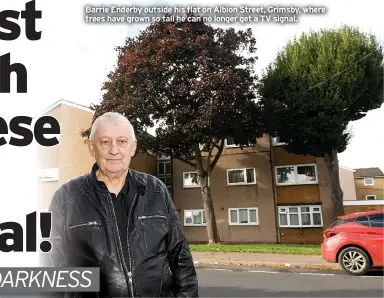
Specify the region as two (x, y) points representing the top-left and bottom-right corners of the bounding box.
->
(189, 243), (321, 255)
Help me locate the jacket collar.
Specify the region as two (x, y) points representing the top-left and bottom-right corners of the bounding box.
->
(90, 163), (146, 195)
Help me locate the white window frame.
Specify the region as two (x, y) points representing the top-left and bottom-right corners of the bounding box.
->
(272, 136), (286, 146)
(37, 168), (59, 182)
(228, 208), (259, 225)
(224, 138), (254, 148)
(275, 163), (318, 186)
(278, 205), (323, 228)
(225, 138), (239, 148)
(227, 168), (256, 186)
(364, 178), (374, 186)
(184, 209), (206, 226)
(366, 195), (376, 200)
(183, 171), (208, 188)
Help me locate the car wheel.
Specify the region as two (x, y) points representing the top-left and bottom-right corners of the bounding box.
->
(339, 247), (371, 276)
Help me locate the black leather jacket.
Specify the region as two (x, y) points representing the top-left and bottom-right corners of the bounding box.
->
(45, 166), (199, 297)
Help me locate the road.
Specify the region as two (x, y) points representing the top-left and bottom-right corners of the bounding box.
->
(197, 267), (384, 297)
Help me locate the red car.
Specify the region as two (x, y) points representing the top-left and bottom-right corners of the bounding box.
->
(321, 210), (384, 275)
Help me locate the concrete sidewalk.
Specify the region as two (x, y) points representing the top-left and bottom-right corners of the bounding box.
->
(191, 251), (341, 270)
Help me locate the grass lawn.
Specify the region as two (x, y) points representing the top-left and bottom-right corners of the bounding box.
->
(189, 243), (321, 255)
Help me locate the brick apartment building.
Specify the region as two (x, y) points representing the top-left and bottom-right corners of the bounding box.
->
(168, 135), (335, 244)
(36, 99), (383, 244)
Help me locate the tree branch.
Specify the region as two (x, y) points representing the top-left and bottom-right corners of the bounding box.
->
(206, 144), (214, 172)
(193, 143), (205, 173)
(209, 139), (224, 173)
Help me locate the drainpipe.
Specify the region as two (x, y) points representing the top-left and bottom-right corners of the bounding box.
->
(269, 135), (280, 243)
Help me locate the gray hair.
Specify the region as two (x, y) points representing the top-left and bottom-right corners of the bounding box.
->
(89, 112), (136, 142)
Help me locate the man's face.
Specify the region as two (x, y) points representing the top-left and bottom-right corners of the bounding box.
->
(88, 120), (137, 176)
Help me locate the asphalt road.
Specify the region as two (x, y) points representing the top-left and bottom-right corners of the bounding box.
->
(197, 267), (384, 297)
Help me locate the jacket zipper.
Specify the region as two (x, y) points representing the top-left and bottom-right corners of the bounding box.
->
(126, 193), (138, 297)
(107, 193), (133, 297)
(138, 215), (166, 220)
(68, 221), (100, 230)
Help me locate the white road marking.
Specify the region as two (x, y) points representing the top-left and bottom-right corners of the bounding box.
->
(248, 270), (280, 274)
(300, 272), (336, 276)
(213, 268), (233, 271)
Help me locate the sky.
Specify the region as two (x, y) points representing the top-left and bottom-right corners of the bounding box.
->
(0, 0), (382, 266)
(21, 0), (382, 171)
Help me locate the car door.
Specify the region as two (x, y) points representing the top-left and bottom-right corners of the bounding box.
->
(367, 213), (384, 264)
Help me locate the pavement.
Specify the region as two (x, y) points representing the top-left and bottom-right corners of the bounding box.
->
(197, 266), (384, 297)
(191, 251), (342, 270)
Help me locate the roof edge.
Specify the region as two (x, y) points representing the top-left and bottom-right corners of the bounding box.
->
(339, 165), (356, 172)
(40, 99), (94, 115)
(355, 175), (384, 178)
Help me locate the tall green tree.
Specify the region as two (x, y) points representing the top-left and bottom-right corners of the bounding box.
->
(82, 17), (264, 244)
(259, 25), (383, 218)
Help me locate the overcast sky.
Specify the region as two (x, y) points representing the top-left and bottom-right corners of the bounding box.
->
(43, 0), (384, 171)
(2, 0), (382, 169)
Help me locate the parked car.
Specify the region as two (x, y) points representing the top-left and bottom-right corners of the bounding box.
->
(321, 210), (383, 275)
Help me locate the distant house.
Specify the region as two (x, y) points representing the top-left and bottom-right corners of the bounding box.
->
(354, 167), (384, 201)
(343, 167), (384, 214)
(339, 166), (357, 200)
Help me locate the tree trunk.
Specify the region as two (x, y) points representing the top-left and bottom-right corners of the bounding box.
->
(323, 149), (345, 220)
(200, 175), (221, 244)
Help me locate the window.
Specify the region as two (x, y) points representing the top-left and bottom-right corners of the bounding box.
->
(366, 195), (376, 200)
(225, 137), (254, 148)
(354, 215), (370, 227)
(278, 205), (323, 227)
(225, 138), (237, 147)
(275, 164), (317, 186)
(369, 213), (384, 228)
(157, 160), (172, 194)
(272, 136), (287, 145)
(229, 208), (259, 225)
(364, 178), (374, 186)
(183, 172), (210, 188)
(159, 176), (172, 191)
(184, 209), (206, 226)
(37, 168), (59, 182)
(183, 172), (201, 188)
(158, 160), (171, 176)
(227, 168), (256, 185)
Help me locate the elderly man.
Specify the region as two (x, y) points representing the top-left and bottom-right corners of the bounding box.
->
(46, 112), (199, 297)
